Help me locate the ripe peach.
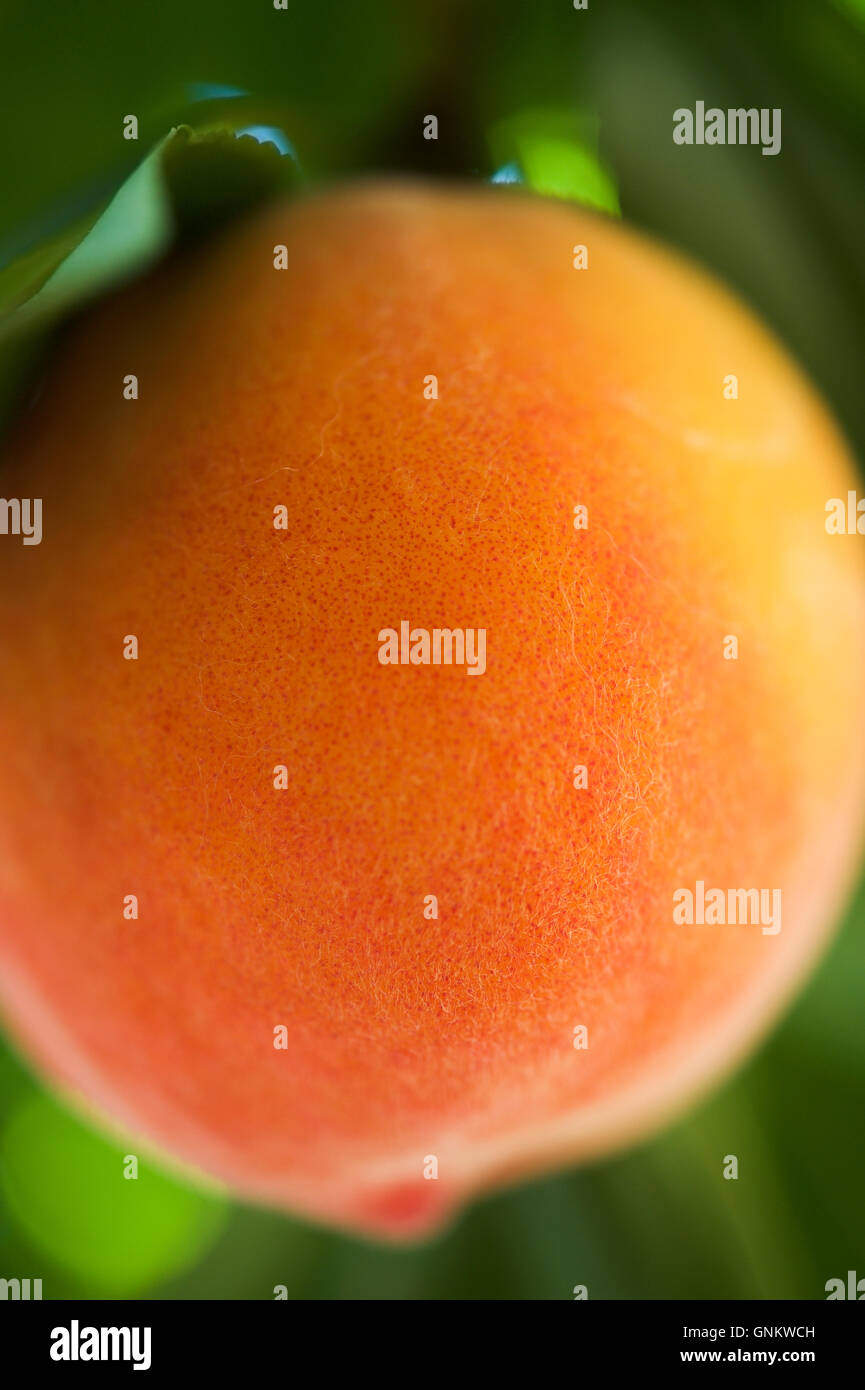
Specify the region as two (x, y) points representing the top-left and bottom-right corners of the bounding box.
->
(0, 181), (863, 1239)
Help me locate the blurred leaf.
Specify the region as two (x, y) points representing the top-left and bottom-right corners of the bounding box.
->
(160, 125), (299, 239)
(489, 108), (620, 213)
(0, 0), (439, 251)
(0, 124), (299, 441)
(0, 1092), (226, 1296)
(0, 124), (298, 341)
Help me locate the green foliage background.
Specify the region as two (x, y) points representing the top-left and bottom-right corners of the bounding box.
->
(0, 0), (864, 1299)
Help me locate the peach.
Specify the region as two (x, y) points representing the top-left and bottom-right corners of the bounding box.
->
(0, 181), (863, 1238)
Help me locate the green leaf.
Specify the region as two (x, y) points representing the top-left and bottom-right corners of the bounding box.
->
(489, 107), (620, 215)
(0, 1091), (226, 1296)
(0, 123), (300, 438)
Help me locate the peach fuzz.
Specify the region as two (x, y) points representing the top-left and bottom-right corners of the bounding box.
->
(0, 180), (863, 1238)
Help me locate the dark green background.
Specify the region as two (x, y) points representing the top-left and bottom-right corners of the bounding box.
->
(0, 0), (863, 1299)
